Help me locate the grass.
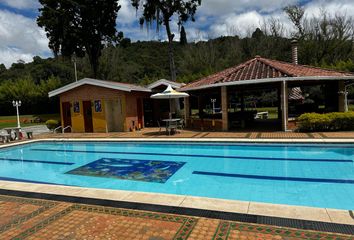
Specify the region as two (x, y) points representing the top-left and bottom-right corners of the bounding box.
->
(0, 114), (60, 129)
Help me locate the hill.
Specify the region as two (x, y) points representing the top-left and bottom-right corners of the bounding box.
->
(0, 31), (354, 115)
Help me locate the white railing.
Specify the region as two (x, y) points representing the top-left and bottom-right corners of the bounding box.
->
(53, 126), (62, 133)
(62, 125), (72, 133)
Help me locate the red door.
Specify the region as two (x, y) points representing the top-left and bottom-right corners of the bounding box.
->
(62, 102), (72, 132)
(83, 101), (93, 133)
(137, 98), (143, 129)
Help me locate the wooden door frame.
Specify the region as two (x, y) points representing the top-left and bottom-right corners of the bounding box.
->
(83, 101), (93, 133)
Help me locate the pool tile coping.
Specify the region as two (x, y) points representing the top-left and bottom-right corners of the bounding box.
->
(0, 138), (353, 227)
(0, 179), (353, 226)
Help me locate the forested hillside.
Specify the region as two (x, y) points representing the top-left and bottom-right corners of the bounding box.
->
(0, 28), (354, 115)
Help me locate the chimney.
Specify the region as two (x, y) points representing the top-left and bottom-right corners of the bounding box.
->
(291, 39), (298, 65)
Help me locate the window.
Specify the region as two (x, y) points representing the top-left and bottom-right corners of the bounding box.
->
(94, 100), (102, 113)
(73, 101), (80, 113)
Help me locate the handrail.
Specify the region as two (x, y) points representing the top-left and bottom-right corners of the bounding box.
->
(53, 126), (62, 133)
(62, 125), (72, 133)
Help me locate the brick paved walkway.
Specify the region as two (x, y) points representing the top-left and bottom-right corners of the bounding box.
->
(34, 128), (354, 140)
(0, 195), (352, 240)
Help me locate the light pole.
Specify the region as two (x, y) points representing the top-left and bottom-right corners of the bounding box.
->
(211, 99), (216, 114)
(12, 100), (22, 128)
(72, 54), (78, 82)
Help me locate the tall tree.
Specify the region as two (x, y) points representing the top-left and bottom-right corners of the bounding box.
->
(180, 26), (188, 45)
(131, 0), (202, 81)
(37, 0), (121, 78)
(284, 5), (305, 38)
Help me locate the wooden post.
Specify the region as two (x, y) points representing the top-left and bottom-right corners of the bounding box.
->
(184, 97), (190, 127)
(338, 80), (346, 112)
(281, 81), (288, 131)
(221, 86), (229, 131)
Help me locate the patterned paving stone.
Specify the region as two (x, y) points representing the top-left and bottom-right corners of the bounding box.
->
(0, 195), (352, 240)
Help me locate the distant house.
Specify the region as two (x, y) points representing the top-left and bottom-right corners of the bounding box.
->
(49, 78), (183, 133)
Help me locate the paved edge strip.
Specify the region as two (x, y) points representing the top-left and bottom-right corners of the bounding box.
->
(0, 188), (352, 236)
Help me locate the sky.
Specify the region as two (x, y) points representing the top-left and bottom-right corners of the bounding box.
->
(0, 0), (353, 68)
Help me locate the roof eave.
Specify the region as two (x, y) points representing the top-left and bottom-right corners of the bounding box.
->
(181, 76), (354, 92)
(48, 78), (151, 98)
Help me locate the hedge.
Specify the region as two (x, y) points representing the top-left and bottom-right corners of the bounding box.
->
(45, 119), (60, 131)
(297, 112), (354, 132)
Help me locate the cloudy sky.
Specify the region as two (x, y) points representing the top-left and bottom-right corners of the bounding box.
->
(0, 0), (353, 67)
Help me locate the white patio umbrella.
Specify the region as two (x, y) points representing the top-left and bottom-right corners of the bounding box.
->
(151, 84), (189, 119)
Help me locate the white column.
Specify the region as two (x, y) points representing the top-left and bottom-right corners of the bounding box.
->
(338, 81), (346, 112)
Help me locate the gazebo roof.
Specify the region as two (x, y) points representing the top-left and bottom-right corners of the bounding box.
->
(181, 56), (354, 91)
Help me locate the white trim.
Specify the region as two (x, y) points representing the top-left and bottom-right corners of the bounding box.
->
(182, 76), (354, 92)
(147, 79), (184, 90)
(48, 78), (151, 97)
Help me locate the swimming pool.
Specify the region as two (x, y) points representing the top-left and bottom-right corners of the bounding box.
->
(0, 141), (353, 210)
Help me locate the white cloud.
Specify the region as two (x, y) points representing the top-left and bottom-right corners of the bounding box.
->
(0, 0), (40, 9)
(117, 0), (137, 25)
(304, 0), (354, 18)
(0, 10), (50, 67)
(0, 47), (33, 67)
(199, 0), (300, 16)
(1, 0), (354, 67)
(202, 0), (354, 38)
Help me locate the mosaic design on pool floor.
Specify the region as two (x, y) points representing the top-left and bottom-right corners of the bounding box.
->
(66, 158), (186, 183)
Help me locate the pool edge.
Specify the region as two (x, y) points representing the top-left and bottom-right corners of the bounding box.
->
(0, 180), (352, 230)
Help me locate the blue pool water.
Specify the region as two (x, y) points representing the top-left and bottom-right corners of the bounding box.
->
(0, 141), (353, 210)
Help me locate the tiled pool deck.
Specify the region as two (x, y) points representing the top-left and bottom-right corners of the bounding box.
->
(35, 128), (354, 139)
(0, 193), (353, 240)
(1, 131), (354, 238)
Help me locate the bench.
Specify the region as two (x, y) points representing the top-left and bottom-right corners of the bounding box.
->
(254, 111), (269, 120)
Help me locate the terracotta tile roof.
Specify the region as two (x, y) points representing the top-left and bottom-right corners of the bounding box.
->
(182, 56), (354, 90)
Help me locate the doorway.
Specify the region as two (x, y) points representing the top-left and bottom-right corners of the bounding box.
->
(83, 101), (93, 132)
(61, 102), (72, 132)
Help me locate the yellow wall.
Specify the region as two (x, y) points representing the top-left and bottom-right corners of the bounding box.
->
(92, 100), (107, 133)
(71, 101), (85, 133)
(59, 85), (149, 133)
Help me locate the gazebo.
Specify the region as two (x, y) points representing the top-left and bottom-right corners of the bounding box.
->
(181, 43), (354, 132)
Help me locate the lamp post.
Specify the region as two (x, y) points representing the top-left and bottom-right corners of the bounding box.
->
(12, 100), (21, 128)
(211, 99), (216, 114)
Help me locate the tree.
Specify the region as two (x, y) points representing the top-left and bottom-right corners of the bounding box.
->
(0, 64), (6, 74)
(285, 6), (354, 65)
(131, 0), (202, 81)
(180, 26), (188, 45)
(37, 0), (121, 78)
(284, 5), (305, 38)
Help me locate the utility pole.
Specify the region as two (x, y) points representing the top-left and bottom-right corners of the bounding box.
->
(72, 54), (78, 82)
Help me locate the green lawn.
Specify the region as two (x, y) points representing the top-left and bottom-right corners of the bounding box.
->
(0, 114), (60, 129)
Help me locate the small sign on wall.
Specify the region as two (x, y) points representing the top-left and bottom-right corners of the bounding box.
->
(94, 100), (102, 113)
(73, 101), (80, 113)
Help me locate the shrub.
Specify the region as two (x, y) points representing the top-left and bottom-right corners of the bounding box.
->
(298, 112), (354, 132)
(45, 119), (60, 131)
